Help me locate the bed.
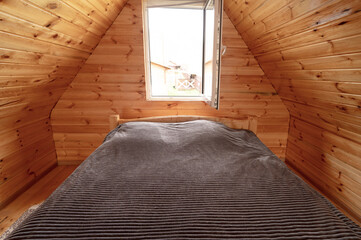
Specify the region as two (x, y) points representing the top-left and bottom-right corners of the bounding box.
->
(5, 115), (361, 239)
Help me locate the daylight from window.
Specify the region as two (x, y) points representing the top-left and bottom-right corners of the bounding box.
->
(204, 0), (215, 100)
(148, 8), (206, 97)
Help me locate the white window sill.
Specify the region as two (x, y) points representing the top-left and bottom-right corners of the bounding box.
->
(146, 96), (207, 101)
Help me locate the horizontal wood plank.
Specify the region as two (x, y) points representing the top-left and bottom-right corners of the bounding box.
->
(0, 0), (127, 209)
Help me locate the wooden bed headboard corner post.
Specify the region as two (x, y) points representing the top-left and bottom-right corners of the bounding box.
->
(248, 116), (258, 134)
(109, 114), (120, 130)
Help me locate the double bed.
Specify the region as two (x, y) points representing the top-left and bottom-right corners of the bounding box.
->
(5, 115), (361, 239)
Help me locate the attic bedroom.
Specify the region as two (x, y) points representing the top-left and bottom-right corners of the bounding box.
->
(0, 0), (360, 238)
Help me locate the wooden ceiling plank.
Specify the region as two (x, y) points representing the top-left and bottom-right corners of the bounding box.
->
(0, 0), (101, 47)
(0, 11), (95, 52)
(26, 0), (107, 36)
(0, 31), (90, 59)
(256, 33), (361, 63)
(262, 52), (361, 71)
(272, 78), (361, 95)
(86, 0), (122, 23)
(0, 48), (85, 67)
(253, 11), (361, 55)
(246, 0), (358, 47)
(60, 0), (113, 29)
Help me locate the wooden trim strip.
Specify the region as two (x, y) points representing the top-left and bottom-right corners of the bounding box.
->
(109, 114), (258, 134)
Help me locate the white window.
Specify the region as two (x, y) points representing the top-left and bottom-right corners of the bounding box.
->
(142, 0), (223, 109)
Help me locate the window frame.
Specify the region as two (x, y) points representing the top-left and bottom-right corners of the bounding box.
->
(202, 0), (223, 108)
(142, 0), (223, 104)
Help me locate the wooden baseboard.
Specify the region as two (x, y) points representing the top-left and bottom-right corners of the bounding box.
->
(0, 163), (57, 210)
(57, 160), (82, 166)
(0, 166), (77, 235)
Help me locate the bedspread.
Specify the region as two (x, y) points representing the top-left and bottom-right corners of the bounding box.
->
(6, 120), (361, 239)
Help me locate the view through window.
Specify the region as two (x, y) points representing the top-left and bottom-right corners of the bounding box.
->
(148, 7), (204, 97)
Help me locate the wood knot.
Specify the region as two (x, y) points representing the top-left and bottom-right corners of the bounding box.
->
(47, 2), (58, 9)
(27, 169), (36, 178)
(111, 37), (118, 44)
(167, 103), (177, 108)
(336, 106), (347, 112)
(338, 21), (348, 25)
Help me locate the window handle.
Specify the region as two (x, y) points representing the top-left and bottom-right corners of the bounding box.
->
(221, 45), (227, 56)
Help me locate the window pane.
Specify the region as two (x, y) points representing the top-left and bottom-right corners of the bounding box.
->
(148, 8), (204, 97)
(203, 0), (214, 100)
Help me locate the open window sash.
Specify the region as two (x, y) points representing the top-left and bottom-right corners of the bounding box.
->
(202, 0), (223, 109)
(142, 0), (223, 105)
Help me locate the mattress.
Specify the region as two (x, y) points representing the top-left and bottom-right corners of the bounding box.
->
(6, 120), (361, 239)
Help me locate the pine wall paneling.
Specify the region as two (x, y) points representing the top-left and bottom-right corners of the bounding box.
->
(224, 0), (361, 224)
(51, 0), (289, 165)
(0, 0), (127, 208)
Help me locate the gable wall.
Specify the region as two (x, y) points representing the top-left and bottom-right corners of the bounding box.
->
(51, 0), (289, 165)
(224, 0), (361, 223)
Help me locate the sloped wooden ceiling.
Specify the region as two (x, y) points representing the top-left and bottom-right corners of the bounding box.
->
(224, 0), (361, 223)
(51, 0), (289, 164)
(0, 0), (127, 208)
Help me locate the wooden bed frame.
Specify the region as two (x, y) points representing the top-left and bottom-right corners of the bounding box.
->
(109, 115), (258, 134)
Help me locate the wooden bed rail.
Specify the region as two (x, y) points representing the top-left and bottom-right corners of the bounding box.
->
(109, 115), (258, 134)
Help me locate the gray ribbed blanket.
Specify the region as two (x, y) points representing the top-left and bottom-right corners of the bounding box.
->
(6, 120), (361, 239)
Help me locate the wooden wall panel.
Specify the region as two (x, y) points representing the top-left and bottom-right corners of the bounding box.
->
(51, 0), (289, 165)
(0, 0), (127, 208)
(224, 0), (361, 224)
